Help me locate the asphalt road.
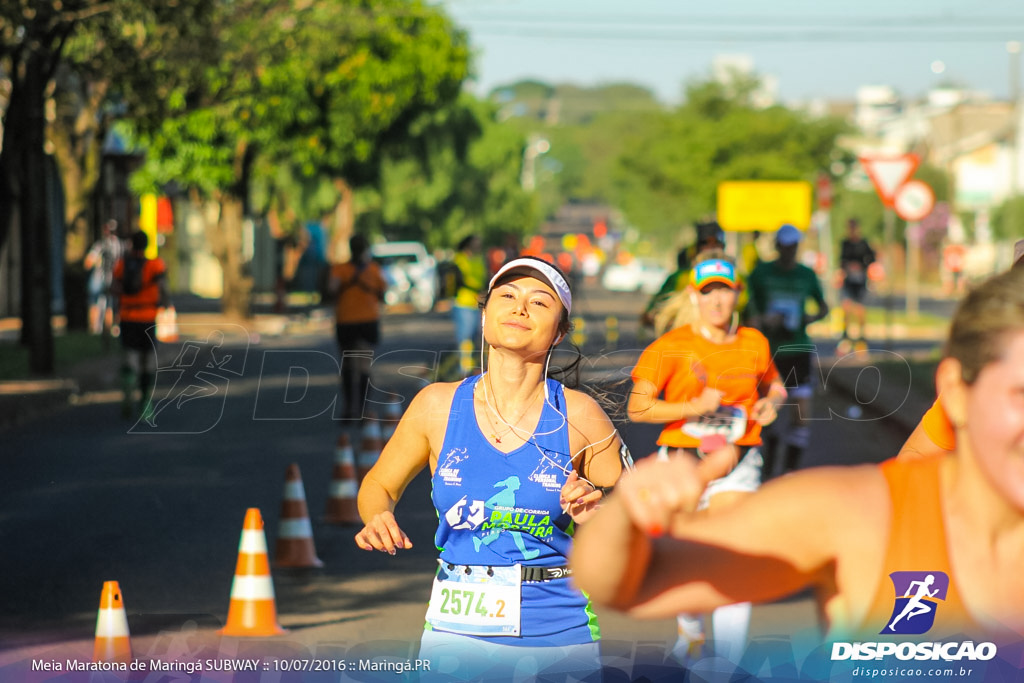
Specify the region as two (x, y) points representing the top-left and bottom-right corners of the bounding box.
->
(0, 283), (933, 680)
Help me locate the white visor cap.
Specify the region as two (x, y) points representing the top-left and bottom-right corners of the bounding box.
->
(488, 258), (572, 315)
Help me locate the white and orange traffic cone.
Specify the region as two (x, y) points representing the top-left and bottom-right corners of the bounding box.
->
(360, 412), (382, 444)
(93, 580), (132, 663)
(356, 434), (383, 484)
(325, 434), (360, 525)
(220, 508), (286, 637)
(274, 464), (323, 568)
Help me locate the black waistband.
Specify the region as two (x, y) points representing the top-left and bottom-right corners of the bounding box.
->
(521, 565), (572, 582)
(442, 563), (572, 582)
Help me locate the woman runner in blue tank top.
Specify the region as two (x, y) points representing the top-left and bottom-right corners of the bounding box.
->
(356, 257), (625, 681)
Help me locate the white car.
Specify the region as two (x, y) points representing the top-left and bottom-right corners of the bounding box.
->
(370, 241), (437, 313)
(601, 259), (669, 294)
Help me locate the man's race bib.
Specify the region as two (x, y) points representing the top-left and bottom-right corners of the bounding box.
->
(682, 405), (747, 444)
(767, 296), (802, 331)
(425, 563), (522, 636)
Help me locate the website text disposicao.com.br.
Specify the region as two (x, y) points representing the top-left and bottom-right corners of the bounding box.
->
(835, 640), (997, 679)
(851, 664), (979, 679)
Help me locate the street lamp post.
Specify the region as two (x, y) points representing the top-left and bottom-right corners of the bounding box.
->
(521, 135), (550, 191)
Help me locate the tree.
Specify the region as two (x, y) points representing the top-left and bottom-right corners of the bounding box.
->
(51, 0), (215, 263)
(609, 77), (850, 244)
(366, 95), (538, 249)
(1, 1), (86, 373)
(0, 0), (215, 370)
(132, 0), (470, 317)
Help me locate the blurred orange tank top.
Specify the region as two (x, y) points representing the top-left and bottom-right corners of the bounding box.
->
(921, 398), (956, 451)
(856, 456), (980, 639)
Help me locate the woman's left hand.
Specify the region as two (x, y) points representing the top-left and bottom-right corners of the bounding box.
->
(750, 397), (778, 426)
(560, 471), (604, 524)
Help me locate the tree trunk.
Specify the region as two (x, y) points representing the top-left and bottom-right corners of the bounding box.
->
(330, 178), (355, 262)
(50, 71), (109, 331)
(203, 191), (252, 319)
(219, 196), (252, 319)
(20, 53), (56, 373)
(51, 79), (107, 263)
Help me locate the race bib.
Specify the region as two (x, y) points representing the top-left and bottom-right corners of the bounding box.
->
(425, 563), (522, 637)
(767, 296), (802, 331)
(845, 266), (866, 284)
(682, 405), (747, 444)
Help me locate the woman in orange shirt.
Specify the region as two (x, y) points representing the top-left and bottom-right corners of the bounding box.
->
(627, 251), (787, 664)
(574, 266), (1024, 659)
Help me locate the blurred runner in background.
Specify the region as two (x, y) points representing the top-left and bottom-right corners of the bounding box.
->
(112, 231), (168, 420)
(84, 219), (125, 335)
(328, 233), (387, 421)
(628, 251), (786, 665)
(745, 224), (829, 480)
(837, 218), (876, 351)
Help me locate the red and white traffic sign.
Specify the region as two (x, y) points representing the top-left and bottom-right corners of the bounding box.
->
(859, 154), (920, 208)
(893, 179), (935, 222)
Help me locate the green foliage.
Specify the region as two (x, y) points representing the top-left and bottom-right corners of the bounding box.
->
(363, 95), (538, 249)
(487, 74), (849, 247)
(609, 78), (850, 241)
(132, 0), (471, 202)
(991, 194), (1024, 240)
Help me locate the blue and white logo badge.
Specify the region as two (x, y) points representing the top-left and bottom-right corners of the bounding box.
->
(881, 571), (949, 635)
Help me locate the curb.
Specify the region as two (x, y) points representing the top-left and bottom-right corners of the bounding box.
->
(0, 379), (80, 432)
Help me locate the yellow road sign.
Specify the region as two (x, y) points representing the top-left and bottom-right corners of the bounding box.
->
(717, 181), (812, 232)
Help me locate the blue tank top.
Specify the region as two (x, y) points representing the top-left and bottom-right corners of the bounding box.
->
(429, 374), (599, 645)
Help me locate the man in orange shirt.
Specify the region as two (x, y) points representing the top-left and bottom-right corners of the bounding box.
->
(112, 231), (169, 419)
(329, 234), (387, 421)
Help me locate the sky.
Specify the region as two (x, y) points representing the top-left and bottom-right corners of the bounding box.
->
(439, 0), (1024, 105)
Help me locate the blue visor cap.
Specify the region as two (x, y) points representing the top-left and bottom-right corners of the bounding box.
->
(690, 259), (739, 290)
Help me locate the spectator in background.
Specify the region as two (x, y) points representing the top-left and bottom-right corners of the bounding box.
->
(838, 218), (876, 346)
(84, 220), (125, 335)
(112, 231), (168, 420)
(746, 224), (829, 479)
(329, 234), (387, 421)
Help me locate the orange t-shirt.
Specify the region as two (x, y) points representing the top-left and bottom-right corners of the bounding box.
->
(921, 398), (956, 451)
(631, 325), (779, 448)
(114, 257), (167, 323)
(332, 261), (387, 324)
(854, 456), (987, 641)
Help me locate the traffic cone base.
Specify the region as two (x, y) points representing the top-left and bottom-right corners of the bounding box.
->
(93, 581), (132, 663)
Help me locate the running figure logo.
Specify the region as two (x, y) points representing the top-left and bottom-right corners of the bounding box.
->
(881, 571), (949, 635)
(130, 326), (249, 434)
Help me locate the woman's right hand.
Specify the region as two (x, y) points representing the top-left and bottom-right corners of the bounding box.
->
(354, 511), (413, 555)
(688, 387), (724, 416)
